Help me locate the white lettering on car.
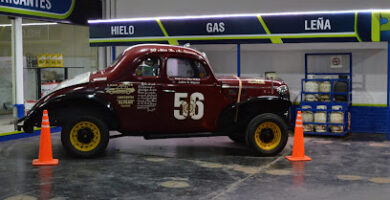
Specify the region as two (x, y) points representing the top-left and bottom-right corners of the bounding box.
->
(137, 83), (157, 112)
(174, 92), (204, 120)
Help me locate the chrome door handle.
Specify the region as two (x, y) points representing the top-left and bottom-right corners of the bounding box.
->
(162, 89), (176, 93)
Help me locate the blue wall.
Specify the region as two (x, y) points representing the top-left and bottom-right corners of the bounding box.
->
(291, 105), (388, 134)
(350, 106), (387, 133)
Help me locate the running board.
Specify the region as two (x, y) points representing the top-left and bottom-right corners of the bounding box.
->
(144, 132), (218, 140)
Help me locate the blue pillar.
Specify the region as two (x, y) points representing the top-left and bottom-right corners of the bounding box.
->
(112, 46), (116, 62)
(387, 42), (390, 140)
(237, 44), (241, 77)
(14, 104), (24, 119)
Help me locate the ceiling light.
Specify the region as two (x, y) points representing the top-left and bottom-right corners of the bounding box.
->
(89, 9), (390, 24)
(0, 22), (58, 27)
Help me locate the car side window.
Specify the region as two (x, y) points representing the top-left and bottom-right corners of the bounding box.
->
(135, 57), (161, 77)
(167, 58), (209, 79)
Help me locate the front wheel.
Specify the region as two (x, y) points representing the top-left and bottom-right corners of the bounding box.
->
(245, 113), (288, 156)
(228, 134), (245, 144)
(61, 115), (109, 158)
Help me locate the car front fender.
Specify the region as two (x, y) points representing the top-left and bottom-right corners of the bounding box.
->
(19, 93), (118, 133)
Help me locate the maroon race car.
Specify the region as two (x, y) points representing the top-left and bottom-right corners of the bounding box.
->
(18, 44), (291, 157)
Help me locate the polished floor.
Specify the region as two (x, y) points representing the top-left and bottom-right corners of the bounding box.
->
(1, 133), (390, 200)
(0, 114), (14, 133)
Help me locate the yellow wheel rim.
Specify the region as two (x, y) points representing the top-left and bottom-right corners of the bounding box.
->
(254, 122), (282, 151)
(70, 121), (101, 152)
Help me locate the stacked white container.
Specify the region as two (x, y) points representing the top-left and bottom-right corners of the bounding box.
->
(304, 81), (319, 101)
(319, 80), (331, 102)
(329, 105), (344, 133)
(302, 105), (314, 132)
(314, 105), (327, 132)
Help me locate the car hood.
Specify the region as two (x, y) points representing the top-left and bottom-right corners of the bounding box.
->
(216, 75), (285, 87)
(35, 72), (91, 106)
(51, 72), (91, 93)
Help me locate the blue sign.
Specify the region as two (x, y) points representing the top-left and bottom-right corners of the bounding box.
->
(161, 16), (266, 36)
(89, 11), (390, 46)
(262, 13), (355, 34)
(90, 21), (164, 39)
(0, 0), (75, 19)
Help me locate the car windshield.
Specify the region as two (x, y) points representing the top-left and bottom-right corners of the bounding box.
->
(202, 52), (209, 63)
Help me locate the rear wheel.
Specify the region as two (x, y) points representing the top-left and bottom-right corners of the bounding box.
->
(245, 113), (288, 156)
(61, 115), (109, 158)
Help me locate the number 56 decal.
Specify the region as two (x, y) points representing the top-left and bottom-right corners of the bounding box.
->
(174, 92), (204, 120)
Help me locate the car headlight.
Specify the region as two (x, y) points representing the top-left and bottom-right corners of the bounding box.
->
(277, 85), (288, 96)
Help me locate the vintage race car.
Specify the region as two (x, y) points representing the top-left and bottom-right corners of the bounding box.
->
(18, 44), (291, 157)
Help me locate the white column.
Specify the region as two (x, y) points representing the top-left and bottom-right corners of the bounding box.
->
(97, 47), (107, 70)
(11, 17), (24, 118)
(106, 46), (112, 67)
(101, 0), (112, 68)
(110, 0), (116, 63)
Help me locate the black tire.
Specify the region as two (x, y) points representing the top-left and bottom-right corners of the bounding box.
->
(245, 113), (288, 156)
(228, 134), (246, 144)
(61, 115), (109, 158)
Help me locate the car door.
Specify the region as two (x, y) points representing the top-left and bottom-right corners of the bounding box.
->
(160, 56), (225, 133)
(109, 56), (163, 132)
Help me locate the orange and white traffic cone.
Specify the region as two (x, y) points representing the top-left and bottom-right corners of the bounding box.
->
(33, 110), (59, 166)
(285, 111), (311, 162)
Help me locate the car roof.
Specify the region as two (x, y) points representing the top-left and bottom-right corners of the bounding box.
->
(123, 44), (205, 58)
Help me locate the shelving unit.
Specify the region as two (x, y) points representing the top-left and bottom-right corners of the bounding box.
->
(300, 53), (352, 136)
(25, 67), (83, 98)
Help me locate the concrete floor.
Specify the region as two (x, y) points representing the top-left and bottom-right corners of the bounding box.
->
(0, 114), (14, 133)
(1, 133), (390, 200)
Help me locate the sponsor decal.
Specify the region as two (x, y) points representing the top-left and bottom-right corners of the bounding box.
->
(116, 95), (135, 108)
(105, 83), (135, 95)
(105, 83), (135, 108)
(93, 77), (107, 82)
(149, 48), (199, 57)
(136, 83), (157, 112)
(177, 80), (201, 84)
(175, 78), (201, 85)
(248, 79), (265, 84)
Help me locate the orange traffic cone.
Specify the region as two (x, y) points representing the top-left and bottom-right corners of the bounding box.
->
(33, 110), (59, 166)
(285, 111), (311, 162)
